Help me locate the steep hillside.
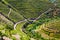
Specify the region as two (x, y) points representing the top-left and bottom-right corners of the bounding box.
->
(0, 0), (60, 40)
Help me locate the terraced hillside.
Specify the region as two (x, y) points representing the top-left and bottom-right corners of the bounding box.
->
(0, 0), (60, 40)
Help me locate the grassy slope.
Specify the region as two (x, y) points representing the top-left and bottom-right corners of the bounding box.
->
(16, 21), (30, 40)
(5, 0), (53, 18)
(0, 2), (9, 16)
(0, 2), (24, 22)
